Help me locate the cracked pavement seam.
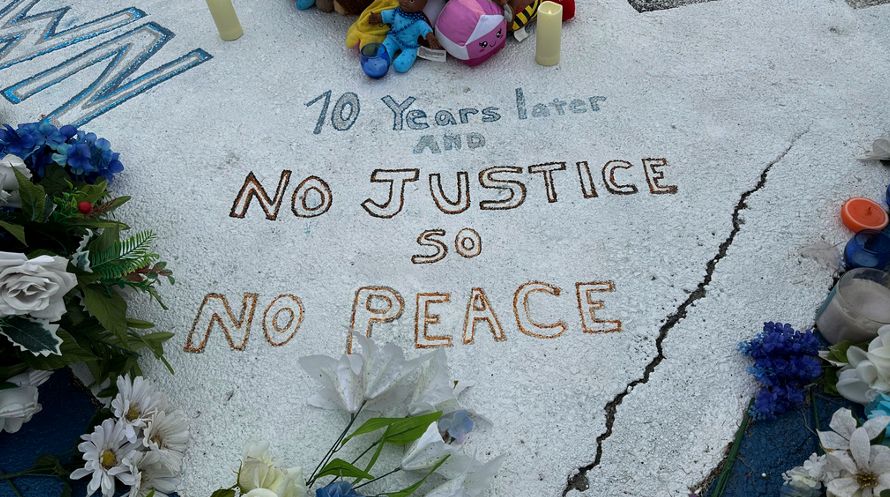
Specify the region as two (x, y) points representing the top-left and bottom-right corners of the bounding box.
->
(562, 128), (810, 496)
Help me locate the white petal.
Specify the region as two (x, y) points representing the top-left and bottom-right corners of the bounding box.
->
(870, 445), (890, 473)
(850, 428), (872, 468)
(863, 416), (890, 440)
(838, 373), (876, 405)
(401, 422), (453, 471)
(830, 409), (859, 438)
(827, 477), (862, 497)
(849, 346), (871, 366)
(820, 431), (851, 451)
(829, 452), (858, 474)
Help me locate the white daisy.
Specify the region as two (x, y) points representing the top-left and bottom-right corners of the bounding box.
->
(819, 409), (890, 453)
(122, 450), (181, 497)
(111, 375), (167, 442)
(142, 410), (189, 470)
(827, 426), (890, 497)
(70, 418), (138, 497)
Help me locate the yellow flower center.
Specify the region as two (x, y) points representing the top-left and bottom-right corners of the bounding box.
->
(857, 471), (878, 488)
(100, 450), (117, 469)
(125, 405), (140, 421)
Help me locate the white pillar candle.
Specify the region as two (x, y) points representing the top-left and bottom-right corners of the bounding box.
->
(817, 269), (890, 344)
(206, 0), (243, 41)
(535, 1), (563, 67)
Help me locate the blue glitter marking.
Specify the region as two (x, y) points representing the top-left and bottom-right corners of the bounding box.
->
(0, 0), (146, 71)
(2, 21), (212, 126)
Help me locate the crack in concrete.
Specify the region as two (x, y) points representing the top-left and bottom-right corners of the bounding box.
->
(562, 128), (809, 496)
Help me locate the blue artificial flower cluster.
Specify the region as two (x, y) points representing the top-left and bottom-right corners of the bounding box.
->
(739, 322), (822, 420)
(317, 482), (366, 497)
(439, 409), (475, 445)
(0, 122), (123, 183)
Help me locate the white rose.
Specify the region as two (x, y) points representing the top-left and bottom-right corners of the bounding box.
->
(0, 154), (31, 208)
(244, 490), (280, 497)
(0, 370), (52, 433)
(0, 252), (77, 322)
(237, 442), (306, 497)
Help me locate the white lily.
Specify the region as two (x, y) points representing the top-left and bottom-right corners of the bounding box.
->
(400, 422), (471, 478)
(356, 334), (422, 406)
(826, 427), (890, 497)
(819, 409), (890, 453)
(408, 350), (462, 415)
(299, 351), (365, 413)
(299, 335), (422, 414)
(423, 456), (504, 497)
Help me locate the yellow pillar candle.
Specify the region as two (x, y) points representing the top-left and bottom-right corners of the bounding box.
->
(535, 1), (563, 66)
(206, 0), (243, 41)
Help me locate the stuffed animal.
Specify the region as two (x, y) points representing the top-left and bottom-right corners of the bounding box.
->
(335, 0), (376, 14)
(435, 0), (506, 66)
(498, 0), (540, 32)
(369, 0), (441, 73)
(346, 0), (400, 49)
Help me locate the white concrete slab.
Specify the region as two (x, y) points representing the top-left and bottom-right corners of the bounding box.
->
(2, 0), (890, 496)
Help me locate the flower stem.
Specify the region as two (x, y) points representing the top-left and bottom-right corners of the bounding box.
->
(354, 467), (401, 490)
(711, 402), (752, 497)
(5, 480), (24, 497)
(307, 402), (366, 488)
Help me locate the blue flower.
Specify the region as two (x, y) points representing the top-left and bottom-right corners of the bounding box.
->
(866, 393), (890, 440)
(50, 130), (124, 182)
(438, 410), (475, 444)
(739, 322), (822, 420)
(316, 482), (365, 497)
(0, 123), (40, 158)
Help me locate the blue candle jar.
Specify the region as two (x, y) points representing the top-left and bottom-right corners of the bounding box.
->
(360, 43), (390, 79)
(845, 228), (890, 270)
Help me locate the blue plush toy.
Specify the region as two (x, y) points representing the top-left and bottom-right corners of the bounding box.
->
(296, 0), (315, 10)
(369, 0), (441, 74)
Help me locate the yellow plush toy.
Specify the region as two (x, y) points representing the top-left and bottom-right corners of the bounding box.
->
(346, 0), (400, 49)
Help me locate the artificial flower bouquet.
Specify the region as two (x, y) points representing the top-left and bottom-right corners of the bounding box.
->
(0, 121), (174, 433)
(210, 335), (502, 497)
(737, 322), (890, 496)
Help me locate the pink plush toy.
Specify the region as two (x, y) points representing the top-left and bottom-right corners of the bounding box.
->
(434, 0), (506, 67)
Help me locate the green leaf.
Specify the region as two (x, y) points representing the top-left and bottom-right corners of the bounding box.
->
(0, 220), (26, 245)
(39, 164), (72, 196)
(81, 284), (128, 339)
(346, 416), (405, 443)
(382, 412), (443, 445)
(827, 341), (854, 364)
(317, 458), (375, 481)
(31, 455), (67, 477)
(78, 181), (109, 204)
(126, 319), (156, 330)
(384, 455), (450, 497)
(15, 168), (49, 221)
(346, 411), (443, 445)
(90, 226), (120, 253)
(0, 316), (62, 356)
(100, 196), (130, 212)
(89, 230), (159, 281)
(210, 490), (235, 497)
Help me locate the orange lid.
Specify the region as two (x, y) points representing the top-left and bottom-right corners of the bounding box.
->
(841, 197), (889, 232)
